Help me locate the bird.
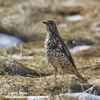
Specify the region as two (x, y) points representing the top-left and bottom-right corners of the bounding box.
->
(43, 20), (87, 83)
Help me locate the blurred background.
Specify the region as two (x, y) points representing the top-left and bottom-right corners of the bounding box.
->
(0, 0), (100, 98)
(0, 0), (100, 48)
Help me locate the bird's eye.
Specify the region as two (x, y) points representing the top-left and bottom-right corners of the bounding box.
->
(51, 22), (53, 25)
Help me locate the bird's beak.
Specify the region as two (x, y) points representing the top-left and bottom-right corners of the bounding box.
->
(43, 21), (47, 24)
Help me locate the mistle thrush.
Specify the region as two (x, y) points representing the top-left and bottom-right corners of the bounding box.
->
(43, 20), (87, 83)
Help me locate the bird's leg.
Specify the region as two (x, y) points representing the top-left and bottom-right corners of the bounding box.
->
(63, 68), (64, 79)
(54, 72), (57, 79)
(54, 67), (58, 79)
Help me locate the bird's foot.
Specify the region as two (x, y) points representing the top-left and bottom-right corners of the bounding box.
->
(54, 72), (57, 80)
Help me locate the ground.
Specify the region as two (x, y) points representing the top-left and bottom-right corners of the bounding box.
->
(0, 0), (100, 99)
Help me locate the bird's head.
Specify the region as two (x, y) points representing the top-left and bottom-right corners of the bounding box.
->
(43, 20), (57, 32)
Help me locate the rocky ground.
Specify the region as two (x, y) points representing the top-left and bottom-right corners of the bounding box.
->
(0, 0), (100, 99)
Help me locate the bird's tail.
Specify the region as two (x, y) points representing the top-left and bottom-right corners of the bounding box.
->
(75, 72), (87, 83)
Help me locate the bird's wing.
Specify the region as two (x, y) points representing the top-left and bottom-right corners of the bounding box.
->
(59, 37), (77, 69)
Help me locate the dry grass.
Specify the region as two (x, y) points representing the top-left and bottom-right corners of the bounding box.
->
(0, 45), (100, 99)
